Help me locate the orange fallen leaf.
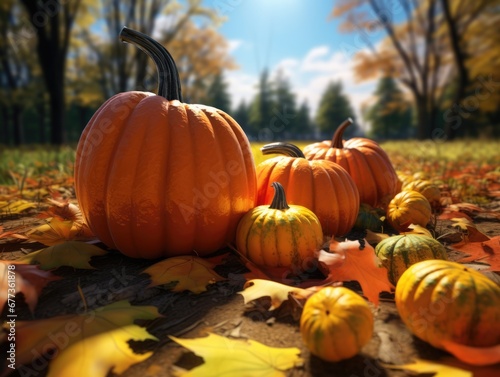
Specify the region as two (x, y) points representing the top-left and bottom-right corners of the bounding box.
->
(452, 236), (500, 271)
(451, 218), (490, 243)
(26, 217), (94, 246)
(143, 256), (226, 294)
(317, 239), (394, 306)
(441, 340), (500, 366)
(0, 261), (59, 312)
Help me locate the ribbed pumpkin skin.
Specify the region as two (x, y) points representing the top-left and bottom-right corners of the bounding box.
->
(396, 260), (500, 348)
(300, 287), (374, 362)
(375, 235), (448, 285)
(402, 179), (441, 208)
(387, 190), (431, 231)
(235, 204), (323, 270)
(256, 158), (359, 236)
(75, 94), (257, 258)
(303, 136), (398, 208)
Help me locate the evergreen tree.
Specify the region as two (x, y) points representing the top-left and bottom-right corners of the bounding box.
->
(272, 70), (297, 137)
(315, 81), (358, 137)
(366, 76), (412, 139)
(248, 68), (274, 139)
(295, 100), (313, 136)
(233, 100), (250, 135)
(203, 72), (232, 113)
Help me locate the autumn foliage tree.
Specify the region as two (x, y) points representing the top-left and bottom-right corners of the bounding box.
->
(332, 0), (500, 139)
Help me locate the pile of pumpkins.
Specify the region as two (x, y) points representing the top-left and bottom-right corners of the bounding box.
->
(73, 28), (499, 365)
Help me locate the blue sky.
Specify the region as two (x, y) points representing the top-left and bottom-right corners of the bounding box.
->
(209, 0), (386, 130)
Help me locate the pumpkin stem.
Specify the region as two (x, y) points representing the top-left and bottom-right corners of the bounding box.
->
(119, 26), (182, 101)
(269, 182), (290, 210)
(261, 142), (305, 158)
(330, 118), (353, 148)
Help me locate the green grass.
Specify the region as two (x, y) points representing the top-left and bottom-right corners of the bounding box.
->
(0, 145), (76, 186)
(0, 139), (498, 204)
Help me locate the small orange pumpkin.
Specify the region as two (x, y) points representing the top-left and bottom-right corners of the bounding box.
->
(303, 118), (398, 208)
(256, 143), (359, 236)
(387, 190), (432, 232)
(74, 27), (256, 258)
(300, 286), (374, 362)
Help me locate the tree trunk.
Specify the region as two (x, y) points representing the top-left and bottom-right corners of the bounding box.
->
(415, 96), (430, 140)
(12, 104), (25, 146)
(38, 100), (47, 144)
(1, 104), (11, 145)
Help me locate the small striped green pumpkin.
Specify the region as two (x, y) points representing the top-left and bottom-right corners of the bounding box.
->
(375, 234), (447, 285)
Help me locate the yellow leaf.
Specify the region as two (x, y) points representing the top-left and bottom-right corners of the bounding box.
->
(16, 241), (107, 270)
(239, 279), (316, 310)
(143, 256), (225, 294)
(47, 325), (155, 377)
(382, 358), (472, 377)
(401, 224), (433, 237)
(8, 300), (160, 375)
(0, 200), (36, 215)
(170, 333), (303, 377)
(26, 218), (84, 246)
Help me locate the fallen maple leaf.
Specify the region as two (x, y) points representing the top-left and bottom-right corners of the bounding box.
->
(317, 239), (394, 306)
(26, 217), (93, 246)
(441, 340), (500, 366)
(450, 218), (490, 243)
(239, 279), (318, 310)
(382, 358), (471, 377)
(143, 256), (225, 294)
(4, 301), (160, 377)
(46, 325), (156, 377)
(0, 261), (59, 312)
(170, 333), (304, 377)
(452, 236), (500, 271)
(15, 241), (108, 270)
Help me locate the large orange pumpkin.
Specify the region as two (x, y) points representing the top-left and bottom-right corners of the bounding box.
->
(256, 143), (359, 236)
(303, 118), (398, 208)
(74, 27), (256, 258)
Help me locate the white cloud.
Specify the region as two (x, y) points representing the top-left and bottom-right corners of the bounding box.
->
(227, 39), (243, 53)
(225, 70), (258, 108)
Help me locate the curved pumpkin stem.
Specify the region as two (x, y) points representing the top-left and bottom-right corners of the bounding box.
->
(269, 182), (290, 210)
(260, 142), (305, 158)
(330, 118), (353, 148)
(119, 26), (182, 101)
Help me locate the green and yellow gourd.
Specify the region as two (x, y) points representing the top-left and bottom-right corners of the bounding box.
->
(375, 234), (447, 285)
(236, 182), (323, 271)
(396, 260), (500, 349)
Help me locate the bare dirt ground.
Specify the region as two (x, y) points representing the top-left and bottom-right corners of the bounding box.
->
(1, 203), (499, 377)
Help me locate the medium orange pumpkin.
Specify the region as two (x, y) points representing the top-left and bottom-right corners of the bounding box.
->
(396, 260), (500, 349)
(256, 143), (359, 236)
(74, 27), (257, 258)
(303, 118), (398, 208)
